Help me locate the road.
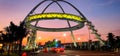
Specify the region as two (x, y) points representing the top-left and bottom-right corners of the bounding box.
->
(26, 50), (119, 56)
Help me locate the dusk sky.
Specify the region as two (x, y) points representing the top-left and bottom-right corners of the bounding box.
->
(0, 0), (120, 45)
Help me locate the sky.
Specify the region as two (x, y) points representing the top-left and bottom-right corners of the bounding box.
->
(0, 0), (120, 45)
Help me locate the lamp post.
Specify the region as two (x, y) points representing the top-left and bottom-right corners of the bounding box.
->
(37, 36), (42, 47)
(63, 33), (66, 43)
(77, 37), (81, 45)
(63, 33), (67, 48)
(38, 36), (42, 44)
(77, 37), (81, 49)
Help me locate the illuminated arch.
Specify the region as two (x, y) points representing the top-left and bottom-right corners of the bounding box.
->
(26, 13), (86, 32)
(24, 0), (105, 49)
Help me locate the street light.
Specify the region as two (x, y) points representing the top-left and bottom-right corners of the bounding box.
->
(38, 36), (42, 40)
(77, 37), (81, 41)
(55, 39), (58, 42)
(63, 33), (66, 37)
(35, 36), (42, 44)
(36, 36), (42, 46)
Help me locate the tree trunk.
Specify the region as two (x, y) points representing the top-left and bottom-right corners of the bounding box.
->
(8, 44), (10, 56)
(19, 38), (23, 56)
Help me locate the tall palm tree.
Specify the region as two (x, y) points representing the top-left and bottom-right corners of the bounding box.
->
(107, 33), (115, 50)
(16, 22), (28, 55)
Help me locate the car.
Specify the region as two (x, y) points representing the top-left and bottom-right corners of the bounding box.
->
(51, 47), (64, 53)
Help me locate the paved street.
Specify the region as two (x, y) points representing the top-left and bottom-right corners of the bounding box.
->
(26, 50), (119, 56)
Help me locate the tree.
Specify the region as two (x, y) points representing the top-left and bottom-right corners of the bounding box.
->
(0, 21), (29, 55)
(0, 23), (19, 55)
(115, 36), (120, 48)
(107, 33), (115, 49)
(13, 22), (28, 55)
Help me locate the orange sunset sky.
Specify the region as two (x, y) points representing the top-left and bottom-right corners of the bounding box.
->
(0, 0), (120, 45)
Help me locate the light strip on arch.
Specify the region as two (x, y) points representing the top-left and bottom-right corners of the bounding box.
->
(27, 13), (85, 22)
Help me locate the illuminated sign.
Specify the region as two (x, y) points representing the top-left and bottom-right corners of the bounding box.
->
(26, 13), (86, 32)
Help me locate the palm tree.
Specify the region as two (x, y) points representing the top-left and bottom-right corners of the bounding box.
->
(16, 22), (28, 55)
(0, 30), (16, 55)
(116, 36), (120, 48)
(115, 36), (120, 52)
(9, 21), (28, 55)
(0, 21), (29, 55)
(107, 33), (115, 50)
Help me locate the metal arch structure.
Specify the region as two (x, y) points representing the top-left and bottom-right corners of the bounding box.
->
(23, 0), (105, 49)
